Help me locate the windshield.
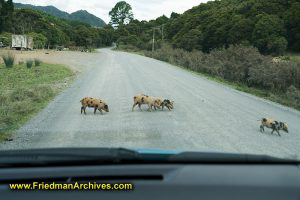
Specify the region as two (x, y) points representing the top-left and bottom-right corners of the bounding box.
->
(0, 0), (300, 161)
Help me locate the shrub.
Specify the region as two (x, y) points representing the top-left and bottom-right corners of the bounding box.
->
(34, 59), (42, 66)
(26, 60), (33, 68)
(0, 32), (12, 46)
(286, 85), (300, 102)
(281, 56), (290, 61)
(145, 44), (300, 95)
(2, 53), (15, 68)
(117, 35), (141, 47)
(28, 32), (47, 49)
(117, 44), (139, 52)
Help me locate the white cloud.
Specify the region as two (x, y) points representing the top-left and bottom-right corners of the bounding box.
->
(13, 0), (209, 23)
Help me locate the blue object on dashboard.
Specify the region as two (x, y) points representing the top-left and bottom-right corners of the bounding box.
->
(133, 148), (182, 155)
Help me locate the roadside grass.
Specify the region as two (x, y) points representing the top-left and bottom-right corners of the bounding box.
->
(0, 63), (74, 141)
(117, 48), (300, 111)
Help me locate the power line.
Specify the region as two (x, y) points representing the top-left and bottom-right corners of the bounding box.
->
(152, 24), (166, 52)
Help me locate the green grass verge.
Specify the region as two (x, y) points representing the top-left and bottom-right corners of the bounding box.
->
(0, 63), (74, 141)
(118, 48), (300, 111)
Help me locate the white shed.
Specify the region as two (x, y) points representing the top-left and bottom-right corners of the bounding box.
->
(11, 35), (33, 50)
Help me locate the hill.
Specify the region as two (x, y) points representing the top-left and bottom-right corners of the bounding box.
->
(14, 3), (106, 27)
(0, 2), (113, 48)
(116, 0), (300, 55)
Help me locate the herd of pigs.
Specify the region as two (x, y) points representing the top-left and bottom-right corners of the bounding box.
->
(80, 94), (289, 137)
(80, 94), (174, 114)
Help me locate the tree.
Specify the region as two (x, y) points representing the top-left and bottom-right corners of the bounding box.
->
(6, 0), (13, 12)
(0, 0), (14, 33)
(267, 36), (288, 56)
(0, 32), (12, 46)
(28, 32), (47, 49)
(73, 25), (92, 47)
(174, 29), (203, 51)
(0, 0), (4, 32)
(155, 15), (168, 25)
(227, 15), (254, 45)
(284, 2), (300, 51)
(170, 12), (180, 19)
(109, 1), (133, 28)
(252, 14), (287, 54)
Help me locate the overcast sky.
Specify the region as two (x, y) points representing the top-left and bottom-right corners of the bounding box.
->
(13, 0), (209, 23)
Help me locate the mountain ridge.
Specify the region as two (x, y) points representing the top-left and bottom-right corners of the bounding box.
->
(14, 2), (106, 27)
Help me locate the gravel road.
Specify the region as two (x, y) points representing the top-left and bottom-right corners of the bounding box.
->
(1, 48), (300, 159)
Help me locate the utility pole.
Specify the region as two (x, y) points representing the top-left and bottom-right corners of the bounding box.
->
(152, 24), (166, 52)
(152, 28), (155, 52)
(161, 25), (164, 41)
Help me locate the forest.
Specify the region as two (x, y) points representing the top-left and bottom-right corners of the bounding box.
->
(116, 0), (300, 56)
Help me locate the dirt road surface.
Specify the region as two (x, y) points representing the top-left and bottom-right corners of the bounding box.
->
(1, 48), (300, 159)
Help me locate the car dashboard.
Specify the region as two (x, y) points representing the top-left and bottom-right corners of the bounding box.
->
(1, 163), (300, 200)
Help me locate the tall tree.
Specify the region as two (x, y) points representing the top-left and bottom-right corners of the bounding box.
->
(109, 1), (133, 28)
(6, 0), (13, 12)
(0, 0), (3, 32)
(252, 14), (287, 55)
(0, 0), (14, 32)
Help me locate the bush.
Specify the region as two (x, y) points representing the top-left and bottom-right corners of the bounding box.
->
(28, 32), (47, 49)
(117, 35), (140, 47)
(286, 85), (300, 102)
(26, 60), (33, 68)
(34, 59), (42, 66)
(2, 53), (15, 68)
(146, 44), (300, 95)
(116, 43), (140, 52)
(280, 56), (290, 61)
(0, 32), (12, 47)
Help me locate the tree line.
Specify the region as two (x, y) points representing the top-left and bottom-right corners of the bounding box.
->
(114, 0), (300, 56)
